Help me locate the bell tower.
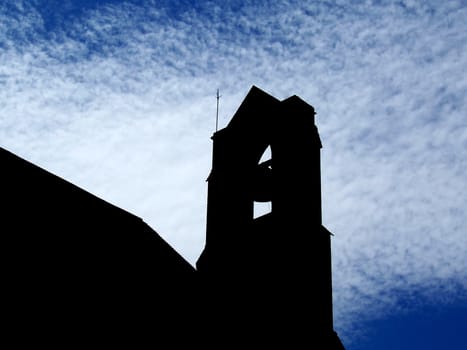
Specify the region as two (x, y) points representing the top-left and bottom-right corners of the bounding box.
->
(197, 86), (345, 349)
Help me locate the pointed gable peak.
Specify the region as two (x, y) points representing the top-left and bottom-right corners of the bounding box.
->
(281, 95), (316, 115)
(225, 85), (280, 130)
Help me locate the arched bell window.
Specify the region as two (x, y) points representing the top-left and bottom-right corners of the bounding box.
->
(253, 145), (272, 218)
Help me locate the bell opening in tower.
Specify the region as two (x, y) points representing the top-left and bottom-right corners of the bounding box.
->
(253, 145), (272, 219)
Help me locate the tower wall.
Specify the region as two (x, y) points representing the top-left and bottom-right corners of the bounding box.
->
(197, 86), (344, 348)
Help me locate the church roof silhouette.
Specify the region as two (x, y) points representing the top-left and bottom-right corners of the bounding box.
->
(2, 86), (345, 349)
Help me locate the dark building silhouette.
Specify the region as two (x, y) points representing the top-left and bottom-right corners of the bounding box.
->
(2, 86), (344, 348)
(2, 146), (196, 345)
(197, 86), (344, 348)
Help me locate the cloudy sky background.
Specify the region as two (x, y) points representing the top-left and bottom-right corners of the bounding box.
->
(1, 0), (466, 348)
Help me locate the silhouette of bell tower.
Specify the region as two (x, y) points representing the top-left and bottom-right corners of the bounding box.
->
(197, 86), (345, 349)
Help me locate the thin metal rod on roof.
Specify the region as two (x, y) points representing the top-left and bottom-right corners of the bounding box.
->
(216, 89), (221, 131)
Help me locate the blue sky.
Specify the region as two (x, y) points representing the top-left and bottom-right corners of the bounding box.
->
(1, 0), (466, 348)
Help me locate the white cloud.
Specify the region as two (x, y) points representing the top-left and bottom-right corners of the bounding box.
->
(1, 0), (466, 345)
